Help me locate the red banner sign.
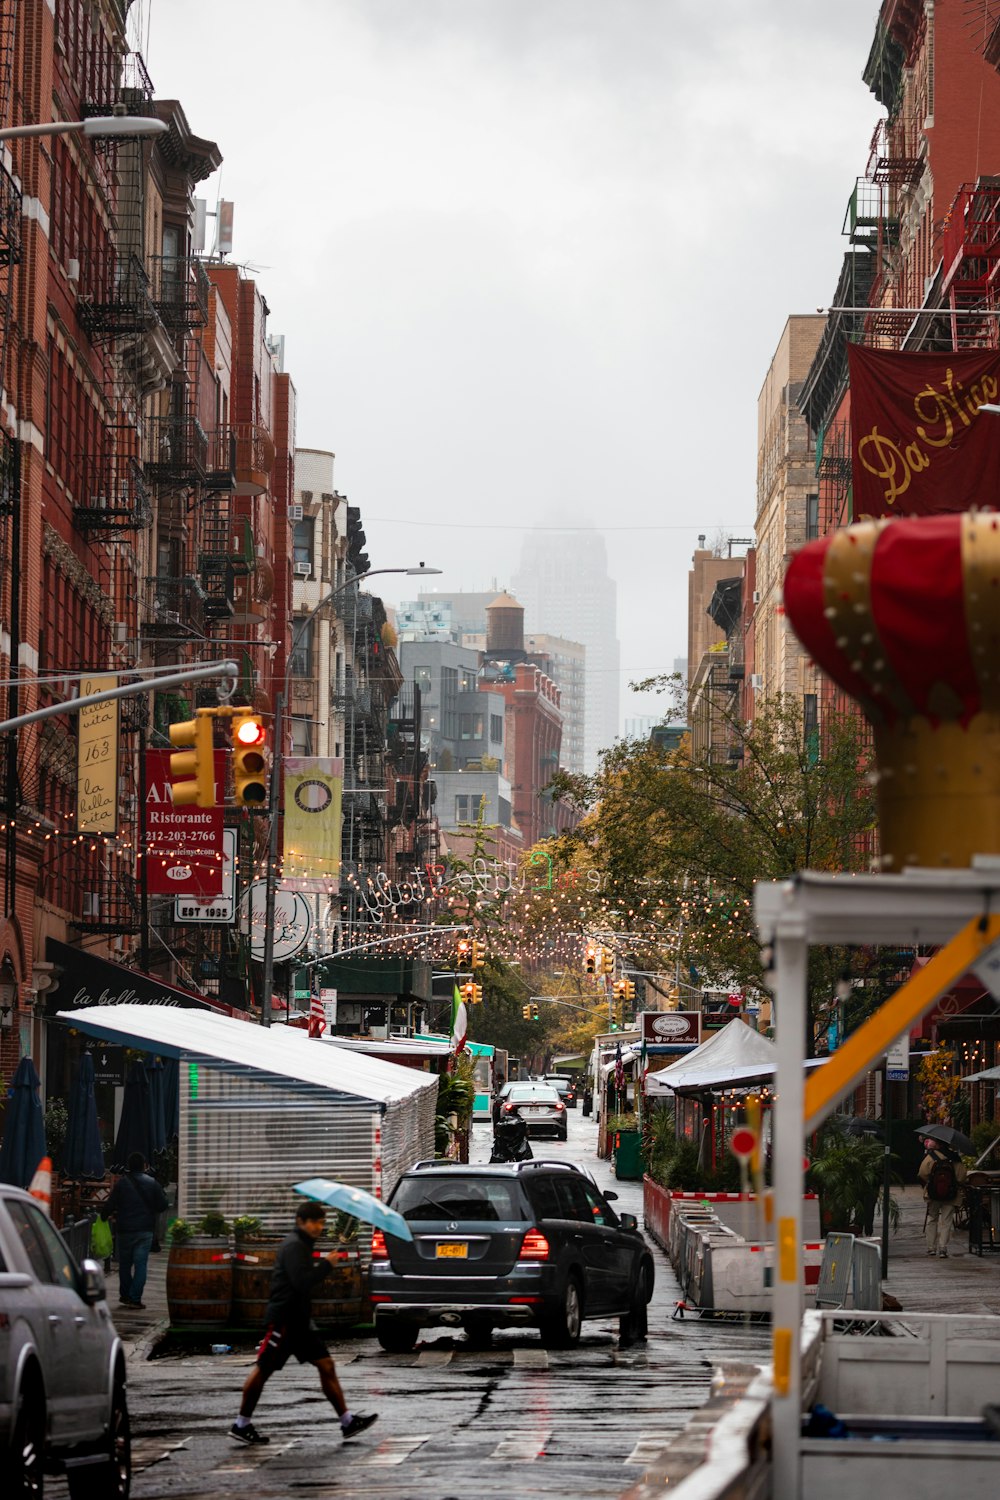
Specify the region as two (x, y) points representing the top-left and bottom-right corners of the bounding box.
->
(848, 344), (1000, 518)
(144, 749), (225, 898)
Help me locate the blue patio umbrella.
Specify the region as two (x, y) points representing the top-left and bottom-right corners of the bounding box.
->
(109, 1059), (152, 1171)
(145, 1057), (167, 1156)
(0, 1056), (47, 1188)
(63, 1052), (105, 1180)
(293, 1177), (414, 1242)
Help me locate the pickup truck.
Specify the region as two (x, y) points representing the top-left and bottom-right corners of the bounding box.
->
(0, 1183), (130, 1497)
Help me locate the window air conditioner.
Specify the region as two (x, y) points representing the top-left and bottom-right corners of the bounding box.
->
(294, 561), (311, 577)
(752, 590), (760, 604)
(288, 504), (304, 521)
(750, 673), (764, 691)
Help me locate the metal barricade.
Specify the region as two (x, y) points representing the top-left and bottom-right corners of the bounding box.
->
(968, 1185), (1000, 1255)
(61, 1214), (95, 1264)
(851, 1238), (882, 1310)
(814, 1232), (855, 1309)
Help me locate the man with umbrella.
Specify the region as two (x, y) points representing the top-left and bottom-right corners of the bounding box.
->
(230, 1199), (378, 1446)
(918, 1124), (971, 1258)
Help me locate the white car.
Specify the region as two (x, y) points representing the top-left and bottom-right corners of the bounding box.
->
(0, 1184), (130, 1498)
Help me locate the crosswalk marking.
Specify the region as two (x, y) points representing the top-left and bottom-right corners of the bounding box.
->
(625, 1434), (679, 1464)
(490, 1429), (552, 1460)
(213, 1438), (298, 1472)
(513, 1347), (549, 1369)
(414, 1348), (453, 1366)
(362, 1434), (431, 1466)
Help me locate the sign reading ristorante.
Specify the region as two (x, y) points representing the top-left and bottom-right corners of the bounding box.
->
(144, 748), (225, 898)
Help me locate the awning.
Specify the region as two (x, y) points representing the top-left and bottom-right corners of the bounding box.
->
(46, 939), (235, 1015)
(642, 1017), (827, 1095)
(56, 1004), (437, 1107)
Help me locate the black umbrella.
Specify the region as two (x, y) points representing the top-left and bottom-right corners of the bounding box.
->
(844, 1118), (884, 1138)
(0, 1056), (47, 1188)
(919, 1123), (974, 1155)
(161, 1057), (179, 1141)
(63, 1052), (105, 1180)
(109, 1059), (152, 1171)
(145, 1057), (167, 1157)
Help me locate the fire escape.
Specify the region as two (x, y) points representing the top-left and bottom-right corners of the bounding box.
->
(0, 8), (21, 917)
(940, 179), (1000, 351)
(861, 112), (925, 344)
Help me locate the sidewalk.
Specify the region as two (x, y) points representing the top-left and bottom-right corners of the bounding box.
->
(109, 1243), (170, 1362)
(881, 1183), (1000, 1315)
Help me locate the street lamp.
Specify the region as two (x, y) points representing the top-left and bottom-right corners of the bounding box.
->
(260, 563), (441, 1025)
(0, 117), (168, 142)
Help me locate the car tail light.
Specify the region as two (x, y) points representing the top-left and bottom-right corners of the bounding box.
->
(519, 1228), (550, 1260)
(503, 1101), (516, 1113)
(370, 1229), (388, 1259)
(554, 1101), (565, 1112)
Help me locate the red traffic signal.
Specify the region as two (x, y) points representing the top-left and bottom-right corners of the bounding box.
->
(231, 712), (268, 806)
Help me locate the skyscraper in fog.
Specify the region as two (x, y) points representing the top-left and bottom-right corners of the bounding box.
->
(513, 533), (620, 772)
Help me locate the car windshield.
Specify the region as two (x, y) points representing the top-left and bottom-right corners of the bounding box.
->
(392, 1175), (527, 1222)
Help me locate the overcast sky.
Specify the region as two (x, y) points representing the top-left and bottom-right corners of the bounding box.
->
(141, 0), (881, 728)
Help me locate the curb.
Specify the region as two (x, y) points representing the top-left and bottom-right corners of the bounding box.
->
(126, 1318), (170, 1363)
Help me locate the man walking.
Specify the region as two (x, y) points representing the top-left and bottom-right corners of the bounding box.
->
(919, 1137), (967, 1258)
(231, 1200), (378, 1445)
(106, 1150), (168, 1309)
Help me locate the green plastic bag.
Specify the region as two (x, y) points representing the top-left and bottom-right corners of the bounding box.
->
(90, 1216), (113, 1260)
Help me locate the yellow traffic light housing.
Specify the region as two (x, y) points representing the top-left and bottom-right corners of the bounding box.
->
(531, 1004), (540, 1021)
(462, 980), (476, 1005)
(522, 1004), (532, 1020)
(624, 979), (636, 1002)
(232, 712), (268, 807)
(470, 939), (486, 969)
(472, 983), (483, 1004)
(168, 710), (216, 808)
(601, 949), (615, 975)
(584, 945), (597, 975)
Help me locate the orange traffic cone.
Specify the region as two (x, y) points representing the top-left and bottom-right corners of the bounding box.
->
(29, 1156), (52, 1216)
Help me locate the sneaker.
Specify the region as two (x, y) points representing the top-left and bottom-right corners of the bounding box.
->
(926, 1249), (937, 1256)
(230, 1422), (269, 1445)
(342, 1413), (378, 1441)
(938, 1250), (948, 1258)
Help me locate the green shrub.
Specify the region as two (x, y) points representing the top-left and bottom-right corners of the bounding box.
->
(196, 1211), (230, 1238)
(167, 1218), (193, 1245)
(970, 1120), (1000, 1164)
(232, 1215), (264, 1241)
(662, 1139), (704, 1191)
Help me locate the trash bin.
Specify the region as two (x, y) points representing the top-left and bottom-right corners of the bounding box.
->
(613, 1128), (643, 1181)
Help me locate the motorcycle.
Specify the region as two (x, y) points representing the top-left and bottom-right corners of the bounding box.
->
(490, 1114), (533, 1162)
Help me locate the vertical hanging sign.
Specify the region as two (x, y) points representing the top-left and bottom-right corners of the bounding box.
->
(77, 674), (119, 834)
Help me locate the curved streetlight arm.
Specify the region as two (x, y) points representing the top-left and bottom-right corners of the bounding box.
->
(261, 563), (440, 1025)
(0, 117), (168, 142)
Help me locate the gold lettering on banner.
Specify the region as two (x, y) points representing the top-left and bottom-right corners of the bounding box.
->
(77, 675), (118, 834)
(856, 369), (999, 507)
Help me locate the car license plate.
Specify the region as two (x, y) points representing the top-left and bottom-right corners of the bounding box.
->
(436, 1242), (468, 1258)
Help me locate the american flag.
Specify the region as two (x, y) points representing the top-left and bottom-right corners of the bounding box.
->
(614, 1040), (625, 1093)
(308, 992), (326, 1038)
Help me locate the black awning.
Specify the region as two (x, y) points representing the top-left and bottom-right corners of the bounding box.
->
(45, 939), (234, 1016)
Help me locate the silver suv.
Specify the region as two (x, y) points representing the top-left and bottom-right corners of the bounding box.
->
(0, 1184), (130, 1498)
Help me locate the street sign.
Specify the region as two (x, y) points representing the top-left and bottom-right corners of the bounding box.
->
(90, 1046), (125, 1086)
(886, 1033), (910, 1082)
(730, 1126), (756, 1160)
(320, 987), (337, 1030)
(175, 828), (237, 924)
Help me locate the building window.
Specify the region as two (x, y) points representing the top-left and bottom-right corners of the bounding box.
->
(455, 795), (469, 822)
(460, 713), (484, 741)
(293, 517), (315, 573)
(290, 618), (313, 677)
(490, 713), (504, 744)
(803, 692), (818, 764)
(806, 492), (819, 541)
(441, 666), (459, 741)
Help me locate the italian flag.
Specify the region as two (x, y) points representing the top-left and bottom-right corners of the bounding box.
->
(451, 982), (468, 1054)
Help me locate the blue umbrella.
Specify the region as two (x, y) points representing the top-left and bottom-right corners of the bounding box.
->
(109, 1059), (152, 1172)
(0, 1056), (47, 1188)
(63, 1053), (105, 1179)
(293, 1177), (414, 1242)
(145, 1057), (167, 1156)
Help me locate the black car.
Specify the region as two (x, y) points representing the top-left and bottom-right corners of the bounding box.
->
(544, 1074), (578, 1109)
(369, 1161), (654, 1353)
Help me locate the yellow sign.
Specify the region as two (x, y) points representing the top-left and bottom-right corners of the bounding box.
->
(283, 757), (343, 892)
(76, 675), (118, 834)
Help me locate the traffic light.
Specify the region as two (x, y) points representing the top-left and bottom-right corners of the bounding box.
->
(456, 937), (471, 966)
(462, 980), (476, 1005)
(584, 945), (597, 975)
(470, 939), (486, 969)
(531, 1004), (540, 1021)
(232, 712), (268, 807)
(168, 709), (216, 808)
(471, 983), (483, 1004)
(624, 979), (636, 1002)
(601, 949), (615, 975)
(522, 1004), (532, 1020)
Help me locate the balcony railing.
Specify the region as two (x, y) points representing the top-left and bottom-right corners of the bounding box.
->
(0, 160), (21, 271)
(142, 576), (206, 639)
(144, 414), (208, 488)
(148, 255), (210, 330)
(0, 429), (18, 518)
(73, 450), (151, 535)
(233, 423), (275, 495)
(203, 428), (237, 491)
(77, 252), (159, 340)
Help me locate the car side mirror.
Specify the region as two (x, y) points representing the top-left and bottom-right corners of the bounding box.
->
(80, 1257), (107, 1305)
(618, 1211), (638, 1231)
(604, 1190), (618, 1202)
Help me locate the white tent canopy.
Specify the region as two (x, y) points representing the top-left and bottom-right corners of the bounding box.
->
(646, 1019), (781, 1096)
(59, 1004), (436, 1106)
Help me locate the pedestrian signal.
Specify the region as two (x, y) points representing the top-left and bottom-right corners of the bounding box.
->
(232, 713), (268, 806)
(168, 710), (216, 808)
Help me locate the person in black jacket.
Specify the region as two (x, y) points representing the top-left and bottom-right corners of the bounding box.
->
(230, 1200), (378, 1446)
(105, 1151), (168, 1308)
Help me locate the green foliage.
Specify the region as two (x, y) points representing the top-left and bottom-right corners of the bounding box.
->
(196, 1211), (230, 1239)
(437, 1055), (477, 1122)
(970, 1120), (1000, 1164)
(167, 1218), (193, 1245)
(808, 1130), (899, 1232)
(44, 1097), (69, 1163)
(328, 1211), (359, 1242)
(660, 1139), (704, 1191)
(232, 1215), (264, 1241)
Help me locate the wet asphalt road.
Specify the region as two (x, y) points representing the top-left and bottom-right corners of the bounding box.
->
(64, 1111), (770, 1499)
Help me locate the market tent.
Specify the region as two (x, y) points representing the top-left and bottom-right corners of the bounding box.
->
(644, 1019), (824, 1095)
(963, 1065), (1000, 1083)
(58, 1005), (437, 1238)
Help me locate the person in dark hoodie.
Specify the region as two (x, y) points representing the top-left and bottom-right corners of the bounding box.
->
(105, 1151), (168, 1309)
(230, 1199), (378, 1446)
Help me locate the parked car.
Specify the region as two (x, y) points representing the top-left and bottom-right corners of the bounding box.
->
(544, 1074), (578, 1109)
(370, 1160), (654, 1352)
(493, 1082), (567, 1140)
(0, 1184), (130, 1498)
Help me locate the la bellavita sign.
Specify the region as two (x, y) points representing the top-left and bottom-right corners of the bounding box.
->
(144, 749), (225, 898)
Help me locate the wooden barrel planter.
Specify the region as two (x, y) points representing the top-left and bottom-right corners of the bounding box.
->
(230, 1242), (363, 1331)
(166, 1238), (233, 1328)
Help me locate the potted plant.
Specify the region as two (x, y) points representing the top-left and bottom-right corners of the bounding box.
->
(808, 1133), (899, 1235)
(165, 1211), (233, 1329)
(314, 1211), (363, 1331)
